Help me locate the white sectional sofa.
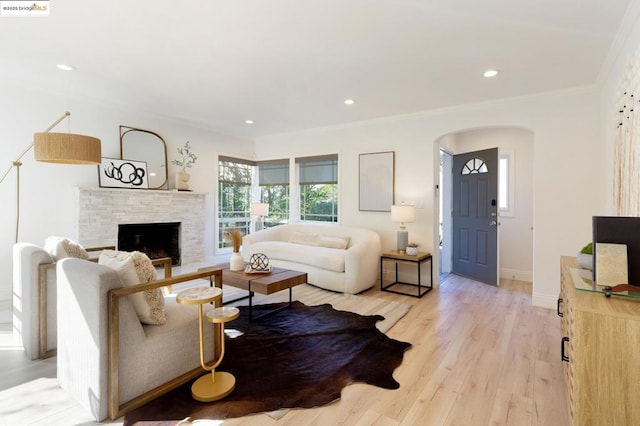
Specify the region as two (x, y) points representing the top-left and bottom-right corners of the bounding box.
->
(242, 223), (381, 294)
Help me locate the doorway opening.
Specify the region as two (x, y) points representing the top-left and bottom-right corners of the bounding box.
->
(435, 127), (534, 289)
(439, 149), (453, 282)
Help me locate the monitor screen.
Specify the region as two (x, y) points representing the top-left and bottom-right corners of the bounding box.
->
(593, 216), (640, 285)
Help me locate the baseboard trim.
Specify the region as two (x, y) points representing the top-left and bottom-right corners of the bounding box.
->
(532, 292), (557, 310)
(500, 268), (532, 282)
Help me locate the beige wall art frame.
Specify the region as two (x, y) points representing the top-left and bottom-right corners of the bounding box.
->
(359, 151), (395, 212)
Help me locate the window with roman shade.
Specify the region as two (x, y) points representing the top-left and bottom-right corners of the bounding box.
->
(296, 154), (339, 222)
(257, 159), (290, 227)
(218, 156), (254, 249)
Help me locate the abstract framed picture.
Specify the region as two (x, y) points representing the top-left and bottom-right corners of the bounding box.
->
(359, 151), (394, 211)
(98, 157), (149, 189)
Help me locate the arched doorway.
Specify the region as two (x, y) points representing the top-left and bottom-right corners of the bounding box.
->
(436, 127), (534, 287)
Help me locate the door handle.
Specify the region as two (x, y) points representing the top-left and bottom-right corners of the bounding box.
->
(561, 337), (570, 362)
(490, 220), (498, 226)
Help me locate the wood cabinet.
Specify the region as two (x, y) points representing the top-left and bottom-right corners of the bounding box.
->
(559, 256), (640, 425)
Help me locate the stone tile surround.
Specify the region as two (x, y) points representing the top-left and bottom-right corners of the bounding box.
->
(75, 187), (206, 265)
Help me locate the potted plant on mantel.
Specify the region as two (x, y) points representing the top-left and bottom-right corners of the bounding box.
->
(171, 141), (197, 191)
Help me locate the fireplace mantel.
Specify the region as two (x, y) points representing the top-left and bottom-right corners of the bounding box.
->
(75, 187), (206, 265)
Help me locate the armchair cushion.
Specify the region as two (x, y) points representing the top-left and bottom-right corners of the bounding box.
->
(44, 236), (89, 261)
(98, 250), (166, 325)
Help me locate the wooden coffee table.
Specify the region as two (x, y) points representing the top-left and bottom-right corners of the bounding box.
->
(199, 264), (308, 320)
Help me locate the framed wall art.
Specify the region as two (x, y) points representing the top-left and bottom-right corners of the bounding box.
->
(359, 151), (394, 211)
(98, 157), (149, 189)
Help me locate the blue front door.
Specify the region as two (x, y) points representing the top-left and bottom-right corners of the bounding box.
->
(452, 148), (499, 286)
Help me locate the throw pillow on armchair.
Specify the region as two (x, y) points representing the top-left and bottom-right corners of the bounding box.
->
(98, 250), (166, 325)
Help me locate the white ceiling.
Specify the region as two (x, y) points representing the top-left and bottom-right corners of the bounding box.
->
(0, 0), (632, 139)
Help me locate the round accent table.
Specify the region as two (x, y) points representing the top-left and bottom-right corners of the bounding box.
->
(176, 287), (238, 402)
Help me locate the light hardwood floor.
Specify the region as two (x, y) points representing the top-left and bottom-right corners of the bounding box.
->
(0, 275), (569, 425)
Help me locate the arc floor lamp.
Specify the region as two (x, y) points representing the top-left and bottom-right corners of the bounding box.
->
(0, 111), (101, 242)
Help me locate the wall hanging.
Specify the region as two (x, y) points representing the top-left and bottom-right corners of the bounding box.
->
(359, 151), (394, 211)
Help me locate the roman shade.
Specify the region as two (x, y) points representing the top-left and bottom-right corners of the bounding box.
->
(296, 154), (338, 185)
(258, 159), (289, 185)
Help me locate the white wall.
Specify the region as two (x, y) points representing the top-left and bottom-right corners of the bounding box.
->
(448, 127), (534, 281)
(256, 87), (604, 308)
(0, 83), (254, 302)
(599, 0), (640, 211)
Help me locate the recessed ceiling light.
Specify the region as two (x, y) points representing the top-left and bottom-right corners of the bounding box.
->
(344, 99), (355, 105)
(56, 64), (74, 71)
(483, 69), (498, 78)
(245, 120), (254, 125)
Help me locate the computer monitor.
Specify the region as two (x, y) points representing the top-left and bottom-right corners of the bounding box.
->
(593, 216), (640, 285)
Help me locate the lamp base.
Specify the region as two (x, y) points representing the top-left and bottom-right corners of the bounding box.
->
(191, 371), (236, 402)
(397, 230), (408, 253)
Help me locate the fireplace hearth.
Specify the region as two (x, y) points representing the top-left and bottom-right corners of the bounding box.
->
(118, 222), (181, 265)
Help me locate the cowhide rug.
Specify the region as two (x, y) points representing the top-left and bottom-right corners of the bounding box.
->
(123, 301), (411, 425)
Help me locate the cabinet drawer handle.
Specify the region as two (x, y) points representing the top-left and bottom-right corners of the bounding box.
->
(561, 337), (570, 362)
(557, 298), (564, 317)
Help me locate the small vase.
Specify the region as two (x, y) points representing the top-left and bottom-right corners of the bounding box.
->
(406, 246), (418, 256)
(230, 251), (244, 271)
(175, 171), (190, 191)
(576, 252), (593, 270)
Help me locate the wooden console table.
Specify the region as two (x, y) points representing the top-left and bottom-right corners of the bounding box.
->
(559, 256), (640, 425)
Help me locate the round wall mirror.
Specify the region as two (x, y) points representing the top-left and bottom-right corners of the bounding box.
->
(120, 126), (168, 189)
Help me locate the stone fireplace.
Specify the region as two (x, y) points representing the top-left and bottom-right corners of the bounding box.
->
(75, 188), (206, 265)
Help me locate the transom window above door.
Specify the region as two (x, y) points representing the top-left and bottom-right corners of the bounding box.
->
(461, 158), (488, 175)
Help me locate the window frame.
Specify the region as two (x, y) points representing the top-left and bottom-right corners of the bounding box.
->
(256, 159), (290, 228)
(295, 154), (339, 223)
(498, 150), (515, 217)
(217, 155), (255, 252)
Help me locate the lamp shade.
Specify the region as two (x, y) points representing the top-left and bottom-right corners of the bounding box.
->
(250, 202), (269, 217)
(34, 132), (101, 165)
(391, 204), (415, 223)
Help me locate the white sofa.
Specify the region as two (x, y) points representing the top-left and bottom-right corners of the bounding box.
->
(242, 223), (381, 294)
(56, 257), (221, 420)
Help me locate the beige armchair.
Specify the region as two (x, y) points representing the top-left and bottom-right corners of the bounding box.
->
(56, 257), (223, 421)
(12, 242), (172, 359)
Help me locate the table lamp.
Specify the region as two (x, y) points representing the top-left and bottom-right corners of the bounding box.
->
(250, 202), (269, 232)
(391, 204), (415, 253)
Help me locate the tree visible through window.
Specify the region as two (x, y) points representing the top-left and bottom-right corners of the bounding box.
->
(218, 156), (253, 249)
(296, 155), (339, 222)
(257, 159), (290, 227)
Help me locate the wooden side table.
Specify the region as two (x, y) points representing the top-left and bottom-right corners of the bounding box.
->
(380, 250), (433, 298)
(177, 287), (238, 402)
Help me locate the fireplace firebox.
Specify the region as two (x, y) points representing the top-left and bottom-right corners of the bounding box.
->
(118, 222), (181, 265)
